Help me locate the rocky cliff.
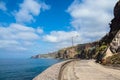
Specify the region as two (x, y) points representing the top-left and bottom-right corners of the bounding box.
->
(32, 42), (98, 59)
(103, 1), (120, 54)
(100, 0), (120, 44)
(97, 0), (120, 65)
(56, 41), (98, 59)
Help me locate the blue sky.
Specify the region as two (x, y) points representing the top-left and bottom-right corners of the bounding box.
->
(0, 0), (117, 58)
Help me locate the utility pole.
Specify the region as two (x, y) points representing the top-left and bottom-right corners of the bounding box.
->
(72, 37), (74, 47)
(71, 35), (79, 47)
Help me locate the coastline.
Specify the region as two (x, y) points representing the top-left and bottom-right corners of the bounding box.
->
(32, 60), (74, 80)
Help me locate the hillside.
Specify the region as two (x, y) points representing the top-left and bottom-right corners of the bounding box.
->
(31, 41), (98, 59)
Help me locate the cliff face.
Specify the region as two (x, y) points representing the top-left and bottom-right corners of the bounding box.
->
(56, 42), (98, 59)
(99, 0), (120, 65)
(101, 0), (120, 44)
(103, 0), (120, 54)
(109, 30), (120, 53)
(57, 47), (77, 59)
(32, 42), (98, 59)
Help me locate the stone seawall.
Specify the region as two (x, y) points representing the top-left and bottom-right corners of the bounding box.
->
(33, 60), (73, 80)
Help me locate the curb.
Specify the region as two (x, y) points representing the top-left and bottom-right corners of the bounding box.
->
(58, 59), (78, 80)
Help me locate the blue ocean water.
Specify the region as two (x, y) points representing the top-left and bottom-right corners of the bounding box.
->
(0, 59), (62, 80)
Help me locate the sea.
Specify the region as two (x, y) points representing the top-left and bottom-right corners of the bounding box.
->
(0, 58), (62, 80)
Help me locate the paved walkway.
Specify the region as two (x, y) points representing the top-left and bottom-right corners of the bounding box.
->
(33, 60), (73, 80)
(60, 60), (120, 80)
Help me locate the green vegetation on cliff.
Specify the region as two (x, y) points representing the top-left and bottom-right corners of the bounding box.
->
(104, 54), (120, 67)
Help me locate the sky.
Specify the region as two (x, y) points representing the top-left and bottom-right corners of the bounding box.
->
(0, 0), (117, 58)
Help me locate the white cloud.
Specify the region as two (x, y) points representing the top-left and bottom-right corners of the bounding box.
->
(0, 23), (42, 40)
(16, 32), (40, 40)
(15, 0), (50, 23)
(67, 0), (117, 42)
(43, 29), (105, 50)
(0, 40), (19, 48)
(9, 23), (35, 32)
(0, 40), (27, 51)
(0, 23), (43, 51)
(42, 30), (85, 52)
(44, 35), (57, 42)
(0, 1), (7, 11)
(43, 31), (79, 43)
(36, 27), (44, 34)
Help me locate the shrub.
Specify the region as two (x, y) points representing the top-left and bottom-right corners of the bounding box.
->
(104, 53), (120, 66)
(99, 45), (107, 51)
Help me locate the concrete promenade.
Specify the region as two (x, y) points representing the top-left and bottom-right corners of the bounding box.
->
(60, 60), (120, 80)
(33, 60), (120, 80)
